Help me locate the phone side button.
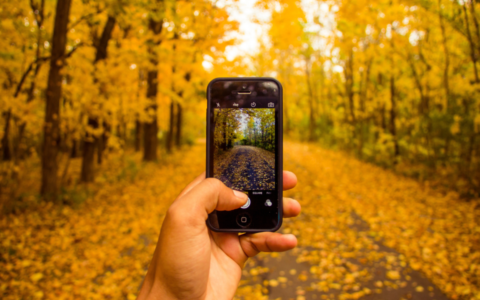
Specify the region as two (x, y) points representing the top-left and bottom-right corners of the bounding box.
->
(236, 212), (252, 228)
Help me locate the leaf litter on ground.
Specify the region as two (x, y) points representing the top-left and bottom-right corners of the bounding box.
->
(1, 141), (479, 299)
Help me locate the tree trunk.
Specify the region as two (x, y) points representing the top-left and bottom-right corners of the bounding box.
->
(41, 0), (72, 200)
(81, 116), (98, 181)
(469, 0), (480, 52)
(305, 57), (316, 142)
(389, 59), (400, 160)
(380, 103), (387, 134)
(143, 6), (164, 162)
(463, 1), (480, 83)
(95, 16), (116, 64)
(94, 16), (115, 165)
(166, 101), (175, 153)
(97, 128), (104, 165)
(143, 70), (160, 161)
(360, 59), (372, 112)
(80, 16), (116, 181)
(135, 119), (142, 152)
(175, 101), (182, 147)
(344, 50), (355, 123)
(80, 118), (98, 182)
(143, 114), (158, 160)
(71, 138), (80, 158)
(280, 53), (291, 133)
(390, 75), (399, 159)
(262, 127), (265, 147)
(16, 123), (26, 160)
(438, 0), (451, 110)
(2, 110), (12, 161)
(97, 120), (109, 164)
(223, 118), (227, 151)
(389, 26), (400, 160)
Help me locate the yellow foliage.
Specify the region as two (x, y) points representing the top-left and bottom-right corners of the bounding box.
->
(1, 0), (480, 298)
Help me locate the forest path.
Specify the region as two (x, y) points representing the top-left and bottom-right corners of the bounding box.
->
(2, 141), (478, 299)
(215, 145), (275, 190)
(237, 142), (478, 299)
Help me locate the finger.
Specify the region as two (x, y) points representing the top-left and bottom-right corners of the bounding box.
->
(180, 170), (296, 198)
(177, 172), (206, 198)
(174, 178), (248, 224)
(283, 171), (297, 191)
(239, 232), (297, 260)
(283, 197), (301, 218)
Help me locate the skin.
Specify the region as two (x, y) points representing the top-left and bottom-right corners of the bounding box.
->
(137, 171), (301, 300)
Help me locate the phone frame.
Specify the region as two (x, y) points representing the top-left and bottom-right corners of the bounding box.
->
(205, 77), (283, 233)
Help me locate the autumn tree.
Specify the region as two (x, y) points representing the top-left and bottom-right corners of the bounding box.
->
(80, 15), (116, 182)
(143, 0), (165, 161)
(41, 0), (72, 200)
(252, 0), (480, 193)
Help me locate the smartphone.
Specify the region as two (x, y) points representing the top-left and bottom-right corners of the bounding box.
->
(206, 77), (283, 232)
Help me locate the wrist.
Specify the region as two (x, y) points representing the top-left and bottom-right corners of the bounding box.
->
(137, 274), (179, 300)
(143, 287), (179, 300)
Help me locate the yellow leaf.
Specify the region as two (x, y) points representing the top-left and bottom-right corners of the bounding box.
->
(127, 293), (136, 300)
(278, 276), (287, 283)
(269, 279), (279, 287)
(34, 291), (44, 298)
(31, 273), (43, 282)
(386, 270), (400, 280)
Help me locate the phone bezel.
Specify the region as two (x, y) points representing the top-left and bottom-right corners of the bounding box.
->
(205, 77), (283, 233)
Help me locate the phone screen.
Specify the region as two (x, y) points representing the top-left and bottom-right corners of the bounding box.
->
(207, 79), (282, 231)
(213, 107), (276, 190)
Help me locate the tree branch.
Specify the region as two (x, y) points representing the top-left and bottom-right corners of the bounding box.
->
(68, 10), (104, 31)
(13, 42), (82, 98)
(65, 42), (82, 59)
(14, 56), (50, 98)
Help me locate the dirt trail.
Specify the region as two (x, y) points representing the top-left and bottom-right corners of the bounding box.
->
(235, 142), (476, 299)
(215, 145), (275, 190)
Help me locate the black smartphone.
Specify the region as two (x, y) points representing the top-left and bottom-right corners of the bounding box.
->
(206, 77), (283, 232)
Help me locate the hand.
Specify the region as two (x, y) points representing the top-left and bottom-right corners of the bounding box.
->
(137, 171), (301, 300)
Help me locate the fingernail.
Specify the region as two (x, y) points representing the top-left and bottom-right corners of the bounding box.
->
(233, 190), (248, 200)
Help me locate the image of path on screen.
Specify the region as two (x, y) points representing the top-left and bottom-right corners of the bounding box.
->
(213, 108), (275, 191)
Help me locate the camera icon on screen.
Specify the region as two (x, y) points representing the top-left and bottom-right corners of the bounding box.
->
(268, 102), (274, 108)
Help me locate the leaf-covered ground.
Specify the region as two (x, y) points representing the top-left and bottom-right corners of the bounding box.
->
(214, 145), (275, 190)
(1, 141), (479, 299)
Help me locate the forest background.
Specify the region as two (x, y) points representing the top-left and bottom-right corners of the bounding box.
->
(1, 0), (480, 201)
(213, 108), (275, 154)
(1, 0), (480, 202)
(1, 0), (480, 298)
